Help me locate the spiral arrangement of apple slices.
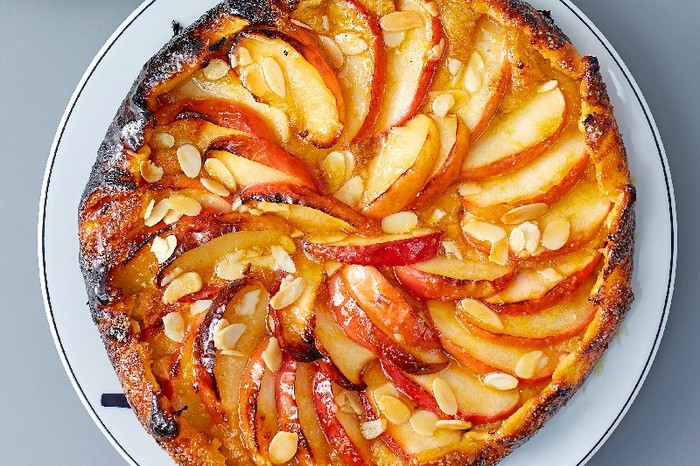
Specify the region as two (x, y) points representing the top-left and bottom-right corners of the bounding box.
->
(116, 0), (617, 464)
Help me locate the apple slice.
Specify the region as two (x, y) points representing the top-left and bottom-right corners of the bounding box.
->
(314, 303), (376, 389)
(395, 255), (516, 300)
(460, 132), (590, 220)
(361, 114), (441, 217)
(275, 357), (315, 466)
(374, 0), (445, 132)
(295, 363), (335, 464)
(462, 86), (567, 180)
(303, 229), (442, 266)
(232, 30), (344, 148)
(328, 271), (448, 374)
(413, 115), (470, 207)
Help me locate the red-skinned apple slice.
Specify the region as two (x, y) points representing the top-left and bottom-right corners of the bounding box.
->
(374, 0), (445, 133)
(462, 86), (567, 180)
(395, 255), (516, 300)
(276, 357), (315, 466)
(460, 132), (590, 220)
(232, 30), (344, 148)
(303, 229), (442, 266)
(328, 272), (448, 374)
(362, 114), (441, 218)
(295, 363), (335, 464)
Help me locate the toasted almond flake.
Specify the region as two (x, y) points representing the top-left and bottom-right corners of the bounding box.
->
(435, 420), (472, 431)
(442, 240), (463, 260)
(459, 298), (504, 330)
(200, 178), (230, 197)
(409, 410), (439, 436)
(153, 132), (175, 148)
(151, 235), (177, 264)
(213, 318), (230, 338)
(430, 38), (446, 60)
(162, 272), (203, 304)
(345, 391), (363, 415)
(322, 15), (330, 31)
(429, 208), (446, 225)
(163, 209), (183, 225)
(204, 157), (237, 190)
(502, 203), (549, 225)
(380, 11), (424, 32)
(432, 378), (458, 416)
(464, 52), (484, 93)
(269, 431), (298, 465)
(383, 31), (405, 48)
(482, 372), (519, 391)
(489, 239), (509, 266)
(262, 57), (287, 98)
(143, 199), (155, 220)
(324, 261), (343, 277)
(519, 222), (542, 253)
(463, 220), (507, 244)
(290, 229), (304, 238)
(318, 233), (349, 243)
(458, 182), (482, 196)
(515, 351), (547, 379)
(140, 160), (164, 183)
(509, 228), (526, 253)
(214, 323), (247, 351)
(221, 349), (245, 357)
(144, 198), (169, 226)
(215, 252), (248, 281)
(262, 337), (283, 373)
(538, 79), (559, 93)
(256, 201), (289, 213)
(270, 276), (306, 310)
(237, 46), (252, 66)
(337, 392), (355, 414)
(190, 299), (213, 316)
(291, 19), (312, 30)
(322, 150), (348, 182)
(160, 267), (183, 287)
(271, 245), (296, 273)
(360, 419), (387, 440)
(203, 58), (229, 81)
(335, 32), (368, 55)
(448, 58), (463, 76)
(168, 195), (202, 216)
(342, 150), (356, 174)
(539, 267), (563, 283)
(334, 176), (364, 207)
(381, 211), (418, 234)
(425, 1), (440, 16)
(162, 312), (185, 343)
(237, 289), (261, 316)
(176, 144), (202, 178)
(229, 53), (239, 69)
(541, 217), (571, 251)
(431, 93), (456, 117)
(378, 395), (411, 425)
(318, 36), (345, 69)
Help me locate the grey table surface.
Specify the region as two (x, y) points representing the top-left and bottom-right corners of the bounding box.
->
(0, 0), (696, 464)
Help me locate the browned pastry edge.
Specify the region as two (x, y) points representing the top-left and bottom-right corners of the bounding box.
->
(77, 1), (635, 465)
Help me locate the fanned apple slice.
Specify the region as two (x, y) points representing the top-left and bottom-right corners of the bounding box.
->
(428, 300), (566, 382)
(374, 0), (444, 133)
(232, 30), (344, 148)
(453, 17), (510, 141)
(457, 277), (597, 346)
(255, 202), (358, 234)
(395, 255), (515, 300)
(295, 363), (335, 464)
(362, 114), (441, 217)
(276, 357), (315, 466)
(303, 229), (442, 266)
(460, 132), (590, 220)
(414, 115), (470, 207)
(462, 86), (567, 179)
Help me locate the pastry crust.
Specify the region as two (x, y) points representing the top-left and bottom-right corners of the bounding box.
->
(78, 1), (634, 465)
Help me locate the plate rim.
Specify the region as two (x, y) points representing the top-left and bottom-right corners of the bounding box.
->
(37, 1), (678, 465)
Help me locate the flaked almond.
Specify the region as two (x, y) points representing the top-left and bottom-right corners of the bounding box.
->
(262, 337), (283, 373)
(162, 312), (185, 343)
(538, 80), (559, 93)
(337, 391), (363, 415)
(322, 150), (348, 187)
(457, 182), (482, 196)
(448, 58), (463, 76)
(144, 198), (170, 226)
(380, 11), (424, 32)
(515, 351), (547, 379)
(430, 38), (446, 60)
(322, 15), (330, 31)
(459, 298), (504, 330)
(539, 267), (563, 283)
(257, 201), (289, 213)
(271, 245), (296, 273)
(319, 36), (345, 68)
(212, 318), (230, 338)
(221, 349), (245, 357)
(204, 157), (237, 190)
(519, 222), (542, 254)
(215, 251), (246, 280)
(383, 31), (405, 48)
(168, 194), (202, 216)
(214, 323), (247, 351)
(150, 235), (177, 264)
(509, 228), (526, 253)
(291, 19), (312, 30)
(435, 420), (472, 431)
(262, 56), (287, 98)
(409, 410), (439, 436)
(482, 372), (519, 391)
(237, 289), (261, 316)
(432, 378), (458, 416)
(502, 203), (549, 225)
(190, 299), (213, 316)
(324, 261), (343, 277)
(163, 209), (183, 225)
(270, 276), (306, 310)
(290, 229), (304, 238)
(176, 144), (202, 178)
(269, 431), (298, 465)
(143, 199), (155, 220)
(160, 267), (183, 287)
(463, 220), (507, 244)
(334, 175), (364, 207)
(335, 32), (368, 55)
(425, 1), (440, 17)
(378, 395), (411, 425)
(541, 217), (570, 251)
(442, 240), (463, 260)
(429, 208), (446, 225)
(381, 211), (418, 234)
(431, 93), (456, 117)
(140, 160), (164, 183)
(237, 46), (252, 66)
(153, 132), (175, 148)
(200, 178), (230, 197)
(489, 239), (509, 266)
(464, 52), (485, 93)
(360, 419), (387, 440)
(203, 58), (229, 81)
(162, 271), (203, 304)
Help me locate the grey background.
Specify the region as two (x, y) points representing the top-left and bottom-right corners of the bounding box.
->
(0, 0), (695, 464)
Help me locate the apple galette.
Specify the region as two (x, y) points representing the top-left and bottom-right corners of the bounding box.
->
(78, 0), (635, 464)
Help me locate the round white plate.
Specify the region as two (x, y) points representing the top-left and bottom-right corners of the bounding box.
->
(39, 1), (676, 465)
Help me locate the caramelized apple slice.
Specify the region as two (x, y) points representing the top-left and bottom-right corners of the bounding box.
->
(462, 86), (567, 179)
(374, 0), (445, 132)
(362, 114), (441, 217)
(255, 202), (358, 234)
(295, 363), (335, 464)
(460, 132), (590, 220)
(395, 256), (515, 300)
(276, 357), (315, 466)
(233, 31), (344, 147)
(303, 230), (442, 266)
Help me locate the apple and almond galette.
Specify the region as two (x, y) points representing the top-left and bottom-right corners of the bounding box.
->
(78, 0), (635, 464)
